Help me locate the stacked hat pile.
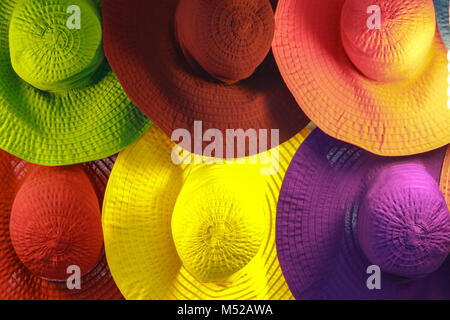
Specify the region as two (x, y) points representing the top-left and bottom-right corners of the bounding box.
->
(0, 0), (448, 300)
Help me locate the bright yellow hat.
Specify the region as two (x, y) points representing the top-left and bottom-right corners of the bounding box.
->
(102, 125), (310, 300)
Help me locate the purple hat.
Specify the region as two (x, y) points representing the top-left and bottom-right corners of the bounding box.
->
(276, 129), (450, 300)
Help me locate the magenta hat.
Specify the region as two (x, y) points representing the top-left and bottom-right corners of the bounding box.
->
(276, 129), (450, 300)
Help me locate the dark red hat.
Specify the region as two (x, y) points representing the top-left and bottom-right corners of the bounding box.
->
(102, 0), (309, 156)
(0, 151), (123, 300)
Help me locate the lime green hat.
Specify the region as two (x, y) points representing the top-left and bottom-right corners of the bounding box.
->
(0, 0), (151, 165)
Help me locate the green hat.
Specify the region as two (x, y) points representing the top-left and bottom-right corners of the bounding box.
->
(0, 0), (151, 165)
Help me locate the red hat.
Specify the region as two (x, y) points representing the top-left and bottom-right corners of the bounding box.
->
(102, 0), (309, 156)
(0, 151), (123, 300)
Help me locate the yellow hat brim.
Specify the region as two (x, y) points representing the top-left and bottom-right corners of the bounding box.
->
(102, 125), (310, 300)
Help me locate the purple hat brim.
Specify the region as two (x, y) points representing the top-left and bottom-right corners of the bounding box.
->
(276, 129), (448, 300)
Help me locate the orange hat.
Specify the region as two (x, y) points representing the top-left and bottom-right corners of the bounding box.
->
(273, 0), (450, 156)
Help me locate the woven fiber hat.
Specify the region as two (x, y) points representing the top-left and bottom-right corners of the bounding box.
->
(273, 0), (450, 156)
(276, 129), (450, 300)
(0, 0), (151, 166)
(0, 150), (123, 300)
(102, 125), (310, 300)
(102, 0), (309, 156)
(434, 0), (450, 49)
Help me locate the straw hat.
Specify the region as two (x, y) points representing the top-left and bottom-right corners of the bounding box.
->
(102, 125), (310, 299)
(434, 0), (450, 48)
(0, 150), (122, 300)
(0, 0), (151, 166)
(276, 129), (450, 299)
(273, 0), (450, 156)
(102, 0), (309, 156)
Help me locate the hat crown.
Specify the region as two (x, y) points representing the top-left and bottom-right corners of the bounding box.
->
(340, 0), (436, 82)
(357, 163), (450, 278)
(9, 166), (104, 281)
(9, 0), (104, 91)
(175, 0), (274, 84)
(171, 166), (265, 282)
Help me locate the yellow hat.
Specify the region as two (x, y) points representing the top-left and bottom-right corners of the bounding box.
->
(102, 125), (310, 300)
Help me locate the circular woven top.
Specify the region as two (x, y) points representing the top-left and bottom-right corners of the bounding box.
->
(175, 0), (275, 84)
(341, 0), (435, 82)
(9, 0), (104, 91)
(171, 167), (266, 282)
(9, 166), (104, 281)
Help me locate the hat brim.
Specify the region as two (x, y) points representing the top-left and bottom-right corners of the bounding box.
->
(102, 125), (309, 299)
(0, 0), (151, 166)
(102, 0), (309, 156)
(442, 146), (450, 210)
(276, 129), (449, 299)
(273, 0), (450, 156)
(434, 0), (450, 49)
(0, 152), (123, 300)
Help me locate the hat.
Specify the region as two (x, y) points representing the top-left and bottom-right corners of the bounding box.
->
(102, 0), (309, 156)
(434, 0), (450, 49)
(102, 125), (310, 300)
(0, 0), (151, 166)
(0, 150), (123, 300)
(273, 0), (450, 156)
(276, 129), (450, 299)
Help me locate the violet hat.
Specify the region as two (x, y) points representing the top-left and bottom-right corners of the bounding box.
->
(276, 129), (450, 300)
